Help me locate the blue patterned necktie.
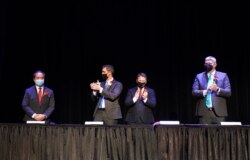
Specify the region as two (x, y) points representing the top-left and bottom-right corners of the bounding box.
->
(206, 74), (213, 109)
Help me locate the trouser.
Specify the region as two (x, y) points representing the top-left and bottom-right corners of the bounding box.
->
(199, 109), (225, 124)
(94, 109), (118, 125)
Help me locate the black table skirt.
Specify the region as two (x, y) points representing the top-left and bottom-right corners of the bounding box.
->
(0, 124), (157, 160)
(1, 123), (250, 160)
(156, 125), (250, 160)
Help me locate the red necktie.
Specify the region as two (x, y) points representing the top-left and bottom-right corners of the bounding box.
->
(139, 88), (142, 99)
(38, 87), (43, 105)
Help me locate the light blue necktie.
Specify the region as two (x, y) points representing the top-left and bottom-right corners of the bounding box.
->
(99, 82), (108, 109)
(206, 74), (213, 109)
(99, 97), (105, 108)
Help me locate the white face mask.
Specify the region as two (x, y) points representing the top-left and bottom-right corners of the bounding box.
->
(35, 79), (44, 86)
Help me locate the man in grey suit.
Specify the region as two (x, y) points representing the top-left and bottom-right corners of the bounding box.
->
(125, 73), (157, 124)
(192, 56), (231, 124)
(22, 70), (55, 123)
(90, 65), (123, 125)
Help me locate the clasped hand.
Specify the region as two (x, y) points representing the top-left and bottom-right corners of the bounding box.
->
(142, 91), (148, 99)
(34, 114), (46, 121)
(207, 83), (218, 92)
(134, 88), (148, 100)
(90, 81), (102, 91)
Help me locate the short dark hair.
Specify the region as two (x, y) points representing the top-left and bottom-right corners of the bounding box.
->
(33, 70), (45, 78)
(102, 64), (114, 74)
(137, 72), (147, 80)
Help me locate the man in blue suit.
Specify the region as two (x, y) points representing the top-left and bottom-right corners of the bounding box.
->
(90, 65), (123, 125)
(192, 56), (231, 124)
(125, 73), (157, 124)
(22, 70), (55, 123)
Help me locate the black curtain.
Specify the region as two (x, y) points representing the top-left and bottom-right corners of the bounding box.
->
(0, 1), (250, 124)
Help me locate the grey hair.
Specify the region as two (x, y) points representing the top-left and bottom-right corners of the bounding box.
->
(205, 56), (217, 63)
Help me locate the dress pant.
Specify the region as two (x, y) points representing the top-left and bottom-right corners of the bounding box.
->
(94, 109), (118, 125)
(199, 108), (225, 124)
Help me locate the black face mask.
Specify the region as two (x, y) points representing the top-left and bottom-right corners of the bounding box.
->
(204, 64), (213, 72)
(102, 74), (108, 80)
(137, 82), (146, 88)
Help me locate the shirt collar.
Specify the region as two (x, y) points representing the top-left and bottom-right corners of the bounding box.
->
(207, 70), (216, 77)
(36, 85), (44, 90)
(106, 78), (114, 83)
(137, 87), (145, 92)
(106, 78), (113, 86)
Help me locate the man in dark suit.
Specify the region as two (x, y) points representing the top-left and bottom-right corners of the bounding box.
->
(125, 73), (157, 124)
(90, 65), (123, 125)
(22, 70), (55, 123)
(192, 56), (231, 124)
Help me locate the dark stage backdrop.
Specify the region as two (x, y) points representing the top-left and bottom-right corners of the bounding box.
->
(0, 1), (249, 124)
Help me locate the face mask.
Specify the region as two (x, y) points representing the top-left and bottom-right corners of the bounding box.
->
(102, 74), (108, 80)
(35, 79), (44, 86)
(204, 64), (213, 72)
(137, 82), (146, 88)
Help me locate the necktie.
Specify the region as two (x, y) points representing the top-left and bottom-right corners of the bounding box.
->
(99, 97), (105, 109)
(138, 88), (142, 99)
(99, 82), (108, 109)
(38, 87), (43, 105)
(206, 74), (213, 109)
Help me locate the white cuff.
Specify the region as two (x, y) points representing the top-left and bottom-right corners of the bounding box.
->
(133, 97), (138, 103)
(32, 113), (37, 118)
(203, 90), (207, 97)
(216, 87), (221, 94)
(99, 87), (103, 93)
(92, 91), (97, 96)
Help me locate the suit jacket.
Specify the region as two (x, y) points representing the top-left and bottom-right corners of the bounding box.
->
(92, 79), (123, 119)
(192, 71), (231, 116)
(22, 86), (55, 121)
(125, 86), (157, 124)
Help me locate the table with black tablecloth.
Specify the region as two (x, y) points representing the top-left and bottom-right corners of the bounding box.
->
(1, 123), (250, 160)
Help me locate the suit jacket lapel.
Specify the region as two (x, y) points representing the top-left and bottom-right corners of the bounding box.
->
(107, 80), (115, 90)
(203, 72), (209, 83)
(133, 87), (138, 95)
(214, 71), (218, 79)
(33, 86), (40, 104)
(101, 82), (106, 90)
